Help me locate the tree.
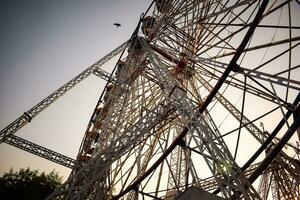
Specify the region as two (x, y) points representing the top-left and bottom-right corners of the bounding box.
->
(0, 168), (62, 200)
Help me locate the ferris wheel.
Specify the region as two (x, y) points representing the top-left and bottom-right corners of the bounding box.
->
(1, 0), (300, 199)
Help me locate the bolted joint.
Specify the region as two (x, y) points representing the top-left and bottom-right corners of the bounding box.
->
(23, 112), (32, 122)
(231, 63), (243, 73)
(177, 139), (186, 147)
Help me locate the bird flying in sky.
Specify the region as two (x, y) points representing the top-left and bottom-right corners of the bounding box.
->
(113, 23), (121, 28)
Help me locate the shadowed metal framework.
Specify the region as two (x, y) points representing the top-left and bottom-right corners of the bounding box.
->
(1, 0), (300, 199)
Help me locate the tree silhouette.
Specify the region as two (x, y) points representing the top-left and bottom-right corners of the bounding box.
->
(0, 168), (62, 200)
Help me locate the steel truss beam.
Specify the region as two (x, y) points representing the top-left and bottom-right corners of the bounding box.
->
(46, 98), (175, 199)
(0, 41), (128, 143)
(125, 122), (174, 200)
(248, 109), (300, 182)
(1, 66), (118, 170)
(254, 159), (298, 200)
(211, 92), (300, 198)
(200, 73), (300, 197)
(194, 65), (281, 104)
(197, 75), (268, 143)
(167, 137), (187, 193)
(270, 160), (299, 199)
(198, 162), (259, 192)
(257, 170), (271, 200)
(113, 1), (270, 198)
(196, 58), (300, 92)
(212, 36), (300, 59)
(196, 74), (299, 152)
(140, 39), (260, 199)
(4, 135), (77, 169)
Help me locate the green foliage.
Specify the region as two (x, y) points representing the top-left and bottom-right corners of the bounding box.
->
(0, 168), (62, 200)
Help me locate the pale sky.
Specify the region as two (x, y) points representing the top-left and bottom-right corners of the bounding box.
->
(0, 0), (149, 180)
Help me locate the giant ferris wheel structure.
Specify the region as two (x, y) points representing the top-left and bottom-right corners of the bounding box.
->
(1, 0), (300, 199)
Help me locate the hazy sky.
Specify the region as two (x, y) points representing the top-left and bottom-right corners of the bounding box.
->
(0, 0), (149, 180)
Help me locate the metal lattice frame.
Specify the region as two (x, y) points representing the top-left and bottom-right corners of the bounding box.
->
(4, 135), (77, 168)
(49, 0), (299, 199)
(1, 0), (300, 200)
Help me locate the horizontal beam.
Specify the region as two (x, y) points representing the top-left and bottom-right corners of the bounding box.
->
(4, 135), (77, 169)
